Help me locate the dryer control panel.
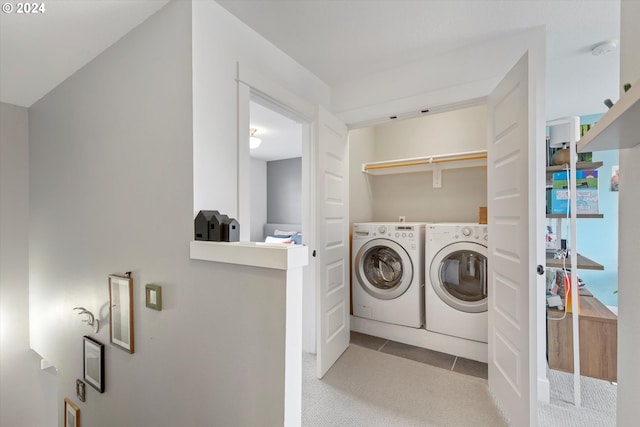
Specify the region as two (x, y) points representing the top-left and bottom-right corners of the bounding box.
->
(453, 225), (488, 242)
(352, 222), (424, 242)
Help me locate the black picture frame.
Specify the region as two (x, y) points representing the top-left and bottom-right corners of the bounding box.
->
(83, 336), (104, 393)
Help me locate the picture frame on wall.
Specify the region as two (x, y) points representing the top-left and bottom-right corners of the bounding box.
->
(64, 397), (80, 427)
(83, 336), (105, 393)
(75, 379), (86, 402)
(109, 274), (135, 353)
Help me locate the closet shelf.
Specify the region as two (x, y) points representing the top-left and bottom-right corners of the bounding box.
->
(361, 150), (487, 188)
(577, 80), (640, 152)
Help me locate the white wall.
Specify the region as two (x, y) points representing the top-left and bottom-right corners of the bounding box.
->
(250, 157), (267, 241)
(0, 102), (58, 427)
(192, 0), (329, 216)
(368, 106), (488, 223)
(617, 1), (640, 424)
(27, 2), (296, 426)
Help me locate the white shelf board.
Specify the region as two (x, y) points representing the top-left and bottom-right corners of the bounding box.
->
(577, 81), (640, 152)
(190, 241), (308, 270)
(362, 150), (487, 175)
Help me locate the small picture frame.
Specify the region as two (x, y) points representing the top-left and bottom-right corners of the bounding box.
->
(64, 397), (80, 427)
(145, 284), (162, 311)
(76, 379), (86, 402)
(109, 274), (135, 353)
(83, 336), (105, 393)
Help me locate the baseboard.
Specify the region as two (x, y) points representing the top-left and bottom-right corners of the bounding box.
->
(538, 376), (550, 403)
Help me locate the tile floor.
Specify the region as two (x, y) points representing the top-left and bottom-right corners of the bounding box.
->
(350, 331), (489, 380)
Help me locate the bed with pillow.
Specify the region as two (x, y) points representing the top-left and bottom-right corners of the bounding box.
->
(263, 223), (302, 245)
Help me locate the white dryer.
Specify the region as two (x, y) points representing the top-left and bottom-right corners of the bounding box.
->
(425, 223), (488, 343)
(352, 223), (425, 328)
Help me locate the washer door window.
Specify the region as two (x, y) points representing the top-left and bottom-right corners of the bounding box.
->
(430, 242), (487, 313)
(355, 239), (413, 300)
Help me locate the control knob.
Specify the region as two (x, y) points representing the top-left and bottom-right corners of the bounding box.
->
(462, 227), (472, 237)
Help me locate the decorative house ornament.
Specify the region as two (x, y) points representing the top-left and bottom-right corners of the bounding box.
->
(222, 217), (240, 242)
(194, 210), (240, 242)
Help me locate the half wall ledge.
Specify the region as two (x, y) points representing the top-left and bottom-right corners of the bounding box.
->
(189, 241), (309, 270)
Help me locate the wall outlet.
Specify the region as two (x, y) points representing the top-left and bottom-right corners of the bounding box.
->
(399, 216), (406, 222)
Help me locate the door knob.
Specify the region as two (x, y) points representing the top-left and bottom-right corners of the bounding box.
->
(536, 265), (544, 275)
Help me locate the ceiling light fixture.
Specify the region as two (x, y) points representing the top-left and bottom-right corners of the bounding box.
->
(591, 40), (618, 56)
(249, 128), (262, 149)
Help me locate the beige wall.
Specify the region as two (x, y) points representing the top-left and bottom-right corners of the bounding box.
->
(348, 127), (376, 224)
(350, 105), (488, 224)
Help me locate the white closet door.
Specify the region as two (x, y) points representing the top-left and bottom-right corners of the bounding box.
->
(315, 105), (350, 378)
(487, 49), (544, 427)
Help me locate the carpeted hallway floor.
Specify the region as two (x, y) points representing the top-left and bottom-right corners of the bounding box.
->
(302, 337), (616, 426)
(302, 344), (508, 427)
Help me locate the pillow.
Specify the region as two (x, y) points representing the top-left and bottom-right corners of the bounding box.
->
(274, 229), (300, 236)
(272, 233), (302, 245)
(265, 236), (293, 244)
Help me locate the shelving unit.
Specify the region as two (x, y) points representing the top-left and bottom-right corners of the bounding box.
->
(577, 81), (640, 152)
(545, 116), (609, 408)
(361, 150), (487, 188)
(545, 160), (604, 270)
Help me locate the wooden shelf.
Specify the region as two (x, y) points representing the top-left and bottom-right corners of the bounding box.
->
(546, 252), (604, 270)
(546, 213), (603, 219)
(577, 80), (640, 152)
(545, 161), (603, 173)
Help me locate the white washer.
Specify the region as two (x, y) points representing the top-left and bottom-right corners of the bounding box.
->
(425, 223), (488, 343)
(352, 222), (425, 328)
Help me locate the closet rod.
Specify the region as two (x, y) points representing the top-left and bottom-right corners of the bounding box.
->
(363, 153), (487, 171)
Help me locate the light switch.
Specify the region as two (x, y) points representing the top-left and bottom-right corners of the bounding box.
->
(145, 284), (162, 311)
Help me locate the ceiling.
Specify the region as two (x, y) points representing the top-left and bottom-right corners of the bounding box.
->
(0, 0), (621, 160)
(250, 100), (302, 162)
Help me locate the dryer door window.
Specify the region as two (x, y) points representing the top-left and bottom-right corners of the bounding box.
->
(355, 239), (413, 300)
(430, 242), (487, 313)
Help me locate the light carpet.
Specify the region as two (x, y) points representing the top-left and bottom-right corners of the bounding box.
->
(302, 344), (508, 427)
(302, 344), (616, 426)
(538, 369), (616, 427)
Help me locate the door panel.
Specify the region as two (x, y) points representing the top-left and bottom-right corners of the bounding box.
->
(487, 50), (542, 426)
(315, 106), (349, 378)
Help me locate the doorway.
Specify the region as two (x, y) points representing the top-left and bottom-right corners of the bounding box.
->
(247, 98), (317, 354)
